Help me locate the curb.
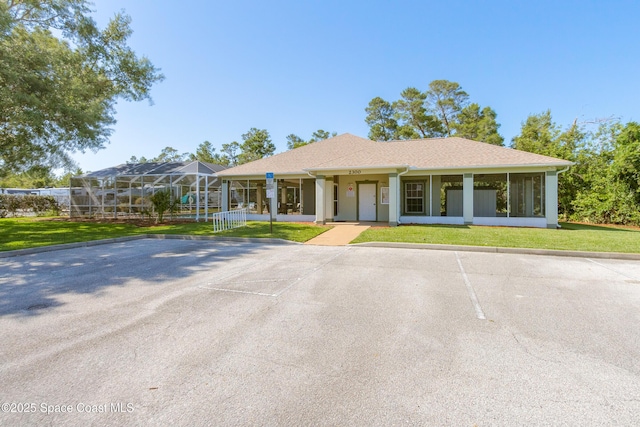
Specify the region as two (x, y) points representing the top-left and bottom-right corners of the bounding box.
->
(1, 236), (637, 261)
(352, 242), (640, 261)
(0, 235), (148, 258)
(0, 234), (297, 258)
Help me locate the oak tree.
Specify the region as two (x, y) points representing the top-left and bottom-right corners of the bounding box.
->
(0, 0), (163, 175)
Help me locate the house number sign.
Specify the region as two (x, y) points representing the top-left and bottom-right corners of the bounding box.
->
(348, 170), (361, 175)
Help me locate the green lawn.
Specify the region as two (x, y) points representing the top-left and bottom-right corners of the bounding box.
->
(351, 222), (640, 254)
(3, 218), (639, 254)
(0, 218), (331, 251)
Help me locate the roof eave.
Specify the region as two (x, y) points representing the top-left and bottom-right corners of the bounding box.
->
(217, 170), (309, 178)
(408, 162), (573, 171)
(304, 164), (410, 173)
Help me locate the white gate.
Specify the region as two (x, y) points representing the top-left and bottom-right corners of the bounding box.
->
(212, 208), (247, 232)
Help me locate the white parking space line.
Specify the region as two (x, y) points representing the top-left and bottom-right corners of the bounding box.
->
(273, 247), (351, 297)
(455, 251), (486, 320)
(586, 259), (639, 281)
(198, 247), (352, 298)
(198, 285), (277, 297)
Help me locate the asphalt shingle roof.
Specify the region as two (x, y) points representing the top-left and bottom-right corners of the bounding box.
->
(217, 133), (572, 176)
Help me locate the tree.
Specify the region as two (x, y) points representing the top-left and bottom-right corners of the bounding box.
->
(0, 0), (163, 175)
(454, 103), (504, 145)
(286, 134), (307, 150)
(512, 110), (588, 218)
(0, 162), (81, 188)
(511, 110), (571, 158)
(190, 140), (226, 165)
(151, 146), (189, 162)
(286, 129), (337, 150)
(365, 80), (506, 142)
(571, 122), (640, 225)
(238, 128), (275, 164)
(611, 122), (640, 203)
(127, 155), (147, 164)
(365, 97), (398, 141)
(0, 164), (56, 188)
(425, 80), (469, 136)
(554, 123), (589, 217)
(393, 87), (444, 139)
(309, 129), (337, 142)
(220, 141), (241, 167)
(52, 167), (83, 187)
(149, 189), (177, 223)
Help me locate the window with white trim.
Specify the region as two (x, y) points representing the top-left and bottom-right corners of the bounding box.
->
(404, 182), (424, 214)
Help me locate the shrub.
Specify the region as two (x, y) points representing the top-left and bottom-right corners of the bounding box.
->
(149, 189), (178, 223)
(0, 194), (60, 217)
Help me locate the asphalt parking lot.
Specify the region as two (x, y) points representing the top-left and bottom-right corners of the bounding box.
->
(1, 239), (639, 426)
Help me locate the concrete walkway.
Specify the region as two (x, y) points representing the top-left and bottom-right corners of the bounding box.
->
(304, 223), (372, 246)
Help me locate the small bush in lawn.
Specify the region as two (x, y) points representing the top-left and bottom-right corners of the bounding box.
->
(149, 189), (178, 223)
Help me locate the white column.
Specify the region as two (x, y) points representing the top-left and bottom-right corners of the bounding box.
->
(221, 180), (229, 212)
(325, 177), (334, 221)
(315, 175), (326, 224)
(195, 174), (201, 221)
(545, 170), (558, 229)
(463, 173), (474, 224)
(204, 176), (208, 220)
(388, 172), (398, 226)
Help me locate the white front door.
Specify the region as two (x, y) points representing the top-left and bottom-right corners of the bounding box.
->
(358, 183), (376, 221)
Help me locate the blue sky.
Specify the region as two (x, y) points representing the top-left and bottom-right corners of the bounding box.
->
(73, 0), (640, 172)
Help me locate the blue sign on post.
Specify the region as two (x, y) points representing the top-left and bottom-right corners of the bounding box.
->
(266, 172), (274, 199)
(266, 173), (274, 233)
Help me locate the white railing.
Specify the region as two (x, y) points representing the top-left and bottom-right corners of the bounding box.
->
(212, 207), (248, 232)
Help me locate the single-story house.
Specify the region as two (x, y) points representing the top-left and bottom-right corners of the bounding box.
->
(216, 133), (572, 228)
